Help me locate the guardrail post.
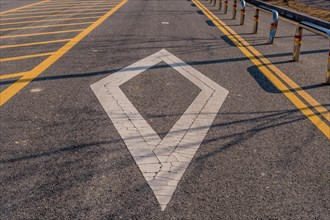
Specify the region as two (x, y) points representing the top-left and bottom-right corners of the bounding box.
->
(224, 0), (228, 14)
(268, 10), (279, 44)
(213, 0), (217, 6)
(218, 0), (222, 10)
(232, 0), (237, 19)
(240, 0), (246, 25)
(253, 8), (259, 33)
(292, 25), (303, 61)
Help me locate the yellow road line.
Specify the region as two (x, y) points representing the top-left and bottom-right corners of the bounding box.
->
(226, 32), (329, 122)
(29, 1), (115, 6)
(0, 0), (50, 15)
(0, 21), (93, 31)
(0, 39), (71, 49)
(0, 0), (128, 106)
(0, 12), (105, 21)
(257, 61), (330, 122)
(194, 0), (330, 139)
(6, 4), (114, 13)
(0, 29), (83, 39)
(19, 3), (117, 10)
(0, 72), (28, 80)
(0, 7), (112, 16)
(220, 22), (330, 122)
(32, 3), (118, 9)
(0, 16), (100, 26)
(0, 52), (53, 62)
(40, 1), (113, 5)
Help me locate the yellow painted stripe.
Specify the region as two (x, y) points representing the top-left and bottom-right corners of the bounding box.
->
(0, 0), (128, 106)
(33, 3), (119, 9)
(200, 0), (330, 127)
(18, 3), (117, 11)
(220, 27), (329, 122)
(206, 0), (330, 124)
(0, 12), (105, 21)
(0, 16), (100, 26)
(40, 1), (113, 5)
(194, 0), (330, 138)
(0, 52), (53, 62)
(0, 7), (112, 16)
(0, 72), (28, 80)
(38, 2), (103, 5)
(0, 21), (93, 31)
(0, 29), (83, 39)
(0, 0), (50, 15)
(0, 39), (71, 49)
(245, 47), (329, 122)
(26, 2), (115, 6)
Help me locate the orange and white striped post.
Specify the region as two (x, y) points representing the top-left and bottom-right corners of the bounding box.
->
(224, 0), (228, 14)
(240, 0), (246, 25)
(268, 10), (279, 44)
(232, 0), (237, 19)
(218, 0), (222, 10)
(253, 8), (259, 33)
(292, 22), (330, 84)
(292, 26), (303, 61)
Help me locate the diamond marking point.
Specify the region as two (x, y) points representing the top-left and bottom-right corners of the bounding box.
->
(91, 49), (229, 211)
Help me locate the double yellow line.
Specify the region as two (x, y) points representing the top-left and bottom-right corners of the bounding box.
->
(193, 0), (330, 139)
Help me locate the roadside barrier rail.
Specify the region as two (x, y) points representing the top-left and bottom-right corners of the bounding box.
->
(293, 21), (330, 84)
(209, 1), (278, 43)
(256, 6), (279, 44)
(206, 0), (329, 84)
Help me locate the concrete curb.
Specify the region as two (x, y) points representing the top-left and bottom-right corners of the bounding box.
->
(245, 0), (330, 29)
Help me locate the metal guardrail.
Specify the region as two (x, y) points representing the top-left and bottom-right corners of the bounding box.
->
(206, 0), (329, 84)
(209, 0), (279, 44)
(293, 21), (330, 84)
(245, 0), (330, 29)
(252, 6), (279, 44)
(258, 6), (279, 44)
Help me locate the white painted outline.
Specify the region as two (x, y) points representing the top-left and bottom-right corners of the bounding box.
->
(91, 49), (229, 211)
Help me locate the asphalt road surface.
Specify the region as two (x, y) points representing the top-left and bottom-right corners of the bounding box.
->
(1, 0), (329, 219)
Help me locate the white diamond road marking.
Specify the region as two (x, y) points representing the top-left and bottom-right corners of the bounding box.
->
(91, 49), (229, 211)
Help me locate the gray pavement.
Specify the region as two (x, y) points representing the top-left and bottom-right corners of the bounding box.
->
(0, 0), (329, 219)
